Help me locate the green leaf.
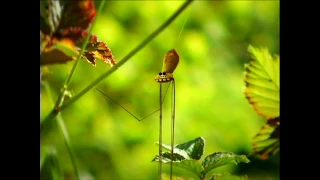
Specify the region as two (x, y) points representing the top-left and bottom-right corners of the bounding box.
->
(152, 152), (187, 163)
(201, 152), (250, 176)
(152, 138), (250, 178)
(175, 137), (205, 160)
(244, 45), (280, 160)
(244, 45), (279, 119)
(152, 152), (204, 177)
(172, 159), (204, 177)
(152, 137), (205, 177)
(161, 173), (189, 180)
(209, 173), (248, 180)
(156, 137), (205, 160)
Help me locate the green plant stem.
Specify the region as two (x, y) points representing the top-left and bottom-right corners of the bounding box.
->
(52, 1), (106, 111)
(41, 2), (106, 179)
(42, 82), (80, 179)
(56, 114), (80, 179)
(42, 0), (194, 124)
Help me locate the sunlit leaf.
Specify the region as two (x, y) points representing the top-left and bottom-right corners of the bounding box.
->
(201, 152), (250, 176)
(251, 117), (280, 160)
(244, 45), (279, 119)
(244, 45), (280, 160)
(83, 35), (116, 66)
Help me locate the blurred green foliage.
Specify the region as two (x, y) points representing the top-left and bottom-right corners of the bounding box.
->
(41, 1), (279, 179)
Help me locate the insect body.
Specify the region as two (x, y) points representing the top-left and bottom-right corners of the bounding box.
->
(155, 49), (179, 83)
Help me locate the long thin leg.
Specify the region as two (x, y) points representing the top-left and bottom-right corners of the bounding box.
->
(159, 83), (163, 180)
(94, 85), (171, 122)
(170, 79), (175, 180)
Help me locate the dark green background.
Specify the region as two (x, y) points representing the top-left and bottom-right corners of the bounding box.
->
(41, 1), (279, 179)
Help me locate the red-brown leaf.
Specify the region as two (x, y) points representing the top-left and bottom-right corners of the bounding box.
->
(41, 47), (76, 66)
(42, 32), (116, 67)
(57, 0), (96, 32)
(40, 0), (116, 67)
(52, 27), (88, 46)
(41, 38), (78, 66)
(40, 0), (96, 35)
(82, 35), (116, 66)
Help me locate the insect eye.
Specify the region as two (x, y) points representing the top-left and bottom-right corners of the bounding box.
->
(163, 72), (166, 75)
(159, 72), (162, 75)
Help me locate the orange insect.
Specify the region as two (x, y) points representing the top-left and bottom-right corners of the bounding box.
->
(155, 49), (180, 83)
